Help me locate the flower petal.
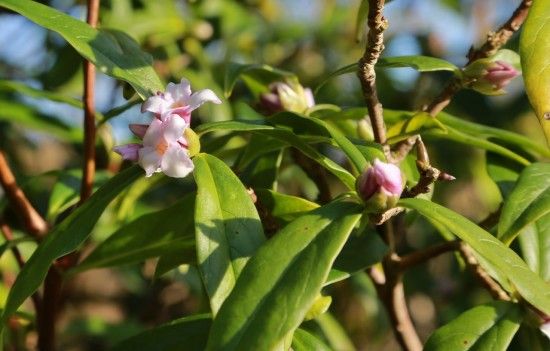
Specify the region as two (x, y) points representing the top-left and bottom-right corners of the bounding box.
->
(142, 118), (164, 147)
(141, 93), (170, 115)
(128, 124), (149, 139)
(187, 89), (222, 111)
(162, 115), (188, 143)
(167, 78), (192, 102)
(160, 146), (194, 178)
(113, 143), (141, 161)
(304, 88), (315, 108)
(138, 146), (161, 177)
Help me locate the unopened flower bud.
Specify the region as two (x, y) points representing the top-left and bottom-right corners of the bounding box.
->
(258, 80), (315, 114)
(462, 50), (521, 95)
(541, 316), (550, 340)
(357, 159), (404, 212)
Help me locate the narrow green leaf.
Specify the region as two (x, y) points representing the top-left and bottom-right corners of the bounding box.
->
(193, 154), (266, 315)
(424, 301), (522, 351)
(399, 198), (550, 315)
(316, 56), (458, 92)
(0, 165), (143, 330)
(315, 313), (357, 351)
(70, 194), (195, 274)
(486, 152), (521, 201)
(0, 0), (163, 98)
(206, 199), (362, 351)
(196, 120), (356, 189)
(0, 80), (83, 110)
(110, 314), (211, 351)
(292, 329), (332, 351)
(224, 63), (294, 97)
(254, 189), (319, 222)
(387, 112), (447, 143)
(518, 212), (550, 282)
(498, 163), (550, 245)
(0, 100), (82, 141)
(520, 0), (550, 145)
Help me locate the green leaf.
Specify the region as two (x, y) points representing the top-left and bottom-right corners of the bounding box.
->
(399, 198), (550, 315)
(268, 112), (368, 172)
(520, 0), (550, 145)
(0, 100), (82, 141)
(378, 55), (459, 72)
(0, 0), (163, 99)
(518, 212), (550, 282)
(316, 56), (458, 93)
(498, 163), (550, 245)
(70, 194), (195, 274)
(224, 63), (294, 98)
(254, 189), (319, 222)
(206, 199), (362, 351)
(292, 329), (332, 351)
(193, 153), (266, 315)
(0, 80), (83, 110)
(110, 314), (211, 351)
(196, 120), (356, 189)
(424, 301), (522, 351)
(486, 152), (521, 201)
(387, 112), (447, 143)
(327, 230), (387, 285)
(0, 165), (143, 330)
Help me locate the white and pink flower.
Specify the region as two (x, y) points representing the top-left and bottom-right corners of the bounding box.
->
(141, 78), (221, 123)
(114, 79), (221, 178)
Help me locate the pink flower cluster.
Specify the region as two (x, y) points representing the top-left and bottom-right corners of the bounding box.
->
(114, 79), (221, 178)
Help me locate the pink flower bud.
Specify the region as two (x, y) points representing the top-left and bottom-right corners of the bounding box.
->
(357, 159), (403, 204)
(541, 317), (550, 340)
(258, 81), (315, 115)
(484, 61), (519, 90)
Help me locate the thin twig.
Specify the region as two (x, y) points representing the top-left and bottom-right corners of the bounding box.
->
(357, 0), (388, 149)
(0, 151), (48, 239)
(399, 240), (460, 270)
(426, 0), (532, 117)
(79, 0), (100, 203)
(458, 243), (511, 301)
(368, 256), (423, 351)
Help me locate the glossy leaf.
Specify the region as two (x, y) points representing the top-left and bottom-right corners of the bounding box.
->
(110, 314), (211, 351)
(196, 120), (356, 189)
(424, 301), (522, 351)
(498, 163), (550, 245)
(520, 0), (550, 144)
(486, 152), (521, 201)
(193, 153), (266, 315)
(254, 189), (319, 222)
(292, 329), (332, 351)
(518, 212), (550, 282)
(0, 165), (142, 330)
(70, 194), (195, 274)
(399, 198), (550, 315)
(0, 0), (163, 98)
(206, 199), (362, 351)
(387, 112), (447, 143)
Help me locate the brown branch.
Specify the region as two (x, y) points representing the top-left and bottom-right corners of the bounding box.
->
(357, 0), (388, 148)
(458, 242), (511, 301)
(368, 255), (422, 351)
(79, 0), (100, 203)
(0, 151), (48, 238)
(399, 240), (460, 270)
(468, 0), (533, 62)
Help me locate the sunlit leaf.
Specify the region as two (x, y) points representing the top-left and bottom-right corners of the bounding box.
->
(206, 199), (362, 350)
(424, 301), (522, 351)
(399, 198), (550, 315)
(0, 165), (142, 331)
(0, 0), (163, 98)
(520, 0), (550, 145)
(498, 163), (550, 245)
(193, 153), (266, 315)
